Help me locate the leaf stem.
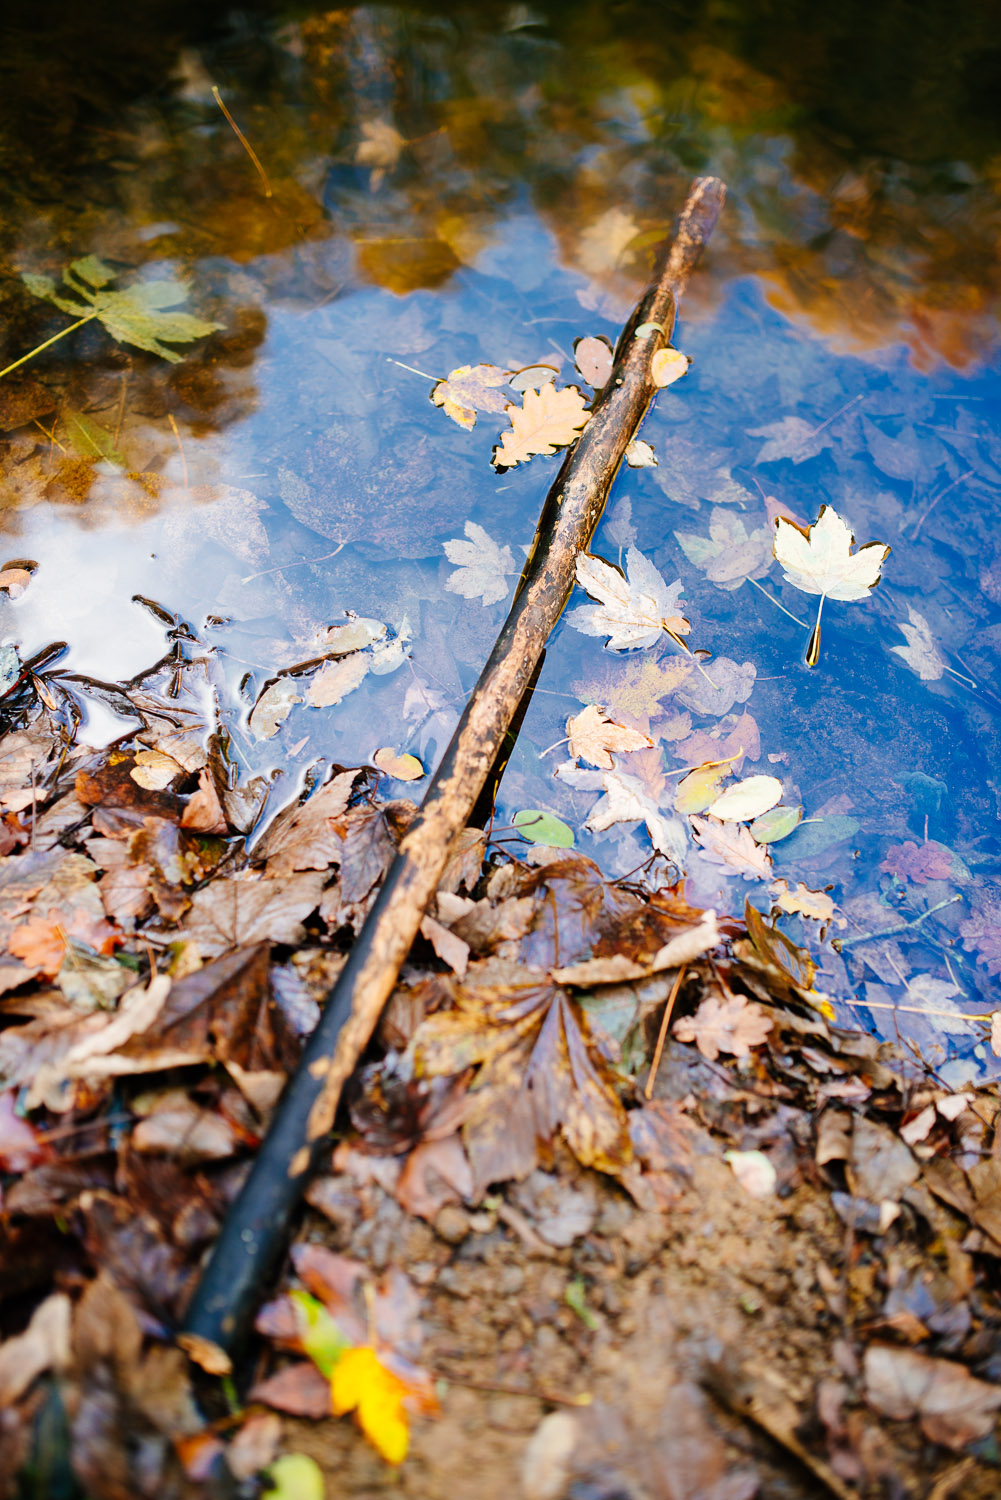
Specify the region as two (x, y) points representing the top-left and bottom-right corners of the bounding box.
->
(211, 84), (272, 198)
(805, 594), (824, 667)
(0, 312), (98, 382)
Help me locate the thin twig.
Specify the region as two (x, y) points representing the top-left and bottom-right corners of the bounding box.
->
(833, 893), (963, 951)
(211, 85), (272, 198)
(0, 313), (98, 382)
(644, 965), (687, 1099)
(168, 414), (189, 491)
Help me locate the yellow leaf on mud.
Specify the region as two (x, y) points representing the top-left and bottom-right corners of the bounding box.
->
(330, 1346), (412, 1464)
(431, 364), (513, 430)
(373, 748), (424, 781)
(651, 348), (690, 388)
(492, 384), (590, 469)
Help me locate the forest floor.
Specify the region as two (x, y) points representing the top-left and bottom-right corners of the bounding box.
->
(0, 675), (999, 1500)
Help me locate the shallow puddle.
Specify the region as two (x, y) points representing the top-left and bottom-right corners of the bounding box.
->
(1, 1), (1000, 1076)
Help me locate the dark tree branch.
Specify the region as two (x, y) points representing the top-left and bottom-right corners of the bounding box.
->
(179, 175), (726, 1372)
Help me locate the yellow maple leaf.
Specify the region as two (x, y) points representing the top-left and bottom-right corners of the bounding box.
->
(431, 364), (513, 430)
(492, 384), (590, 469)
(331, 1346), (411, 1464)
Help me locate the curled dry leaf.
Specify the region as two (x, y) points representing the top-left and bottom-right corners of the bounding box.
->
(674, 992), (773, 1061)
(566, 704), (652, 769)
(430, 364), (513, 430)
(374, 748), (424, 781)
(707, 774), (783, 823)
(492, 383), (590, 470)
(569, 547), (689, 651)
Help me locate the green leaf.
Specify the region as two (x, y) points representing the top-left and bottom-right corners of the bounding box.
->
(22, 272), (87, 317)
(262, 1454), (325, 1500)
(92, 286), (222, 361)
(62, 409), (128, 469)
(513, 809), (574, 847)
(749, 805), (802, 844)
(67, 255), (115, 289)
(291, 1289), (348, 1377)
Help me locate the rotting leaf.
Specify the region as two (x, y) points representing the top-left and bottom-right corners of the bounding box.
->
(891, 606), (947, 681)
(674, 991), (773, 1061)
(492, 383), (590, 470)
(412, 959), (632, 1193)
(557, 764), (687, 864)
(569, 548), (689, 651)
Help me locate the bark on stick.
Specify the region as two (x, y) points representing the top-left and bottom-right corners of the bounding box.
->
(180, 175), (726, 1370)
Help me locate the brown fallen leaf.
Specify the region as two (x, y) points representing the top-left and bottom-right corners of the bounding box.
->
(395, 1135), (474, 1221)
(0, 567), (32, 597)
(420, 914), (470, 977)
(258, 769), (360, 876)
(177, 870), (326, 957)
(566, 704), (653, 769)
(180, 768), (229, 834)
(0, 1292), (71, 1406)
(864, 1344), (1001, 1449)
(431, 364), (513, 430)
(674, 991), (773, 1061)
(130, 749), (185, 790)
(492, 384), (590, 470)
(573, 335), (614, 388)
(250, 1360), (333, 1419)
(412, 957), (632, 1194)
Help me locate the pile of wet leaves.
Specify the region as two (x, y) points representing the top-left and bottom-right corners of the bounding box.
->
(0, 669), (1000, 1499)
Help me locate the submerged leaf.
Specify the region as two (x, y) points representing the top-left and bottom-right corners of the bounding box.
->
(690, 816), (773, 880)
(890, 606), (947, 681)
(443, 521), (515, 604)
(566, 704), (652, 769)
(24, 262), (221, 364)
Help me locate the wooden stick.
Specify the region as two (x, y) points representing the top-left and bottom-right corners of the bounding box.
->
(180, 177), (726, 1370)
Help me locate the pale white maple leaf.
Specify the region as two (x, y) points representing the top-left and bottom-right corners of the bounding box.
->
(566, 704), (653, 769)
(890, 606), (946, 681)
(690, 815), (773, 880)
(444, 522), (516, 605)
(624, 438), (658, 468)
(556, 763), (688, 863)
(773, 506), (889, 602)
(568, 547), (690, 650)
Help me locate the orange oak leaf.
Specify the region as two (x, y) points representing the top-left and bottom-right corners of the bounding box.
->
(492, 384), (590, 469)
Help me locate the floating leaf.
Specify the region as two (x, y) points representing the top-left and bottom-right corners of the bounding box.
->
(773, 506), (889, 602)
(569, 548), (689, 651)
(492, 384), (590, 469)
(558, 765), (687, 864)
(624, 438), (657, 468)
(431, 364), (513, 430)
(574, 335), (613, 388)
(749, 805), (802, 843)
(513, 809), (574, 847)
(443, 521), (515, 605)
(650, 348), (690, 388)
(673, 761), (732, 815)
(307, 654), (370, 708)
(707, 774), (782, 823)
(373, 748), (424, 781)
(565, 704), (652, 769)
(507, 364), (559, 393)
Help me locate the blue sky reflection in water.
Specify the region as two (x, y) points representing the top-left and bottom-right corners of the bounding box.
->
(0, 2), (1000, 1078)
